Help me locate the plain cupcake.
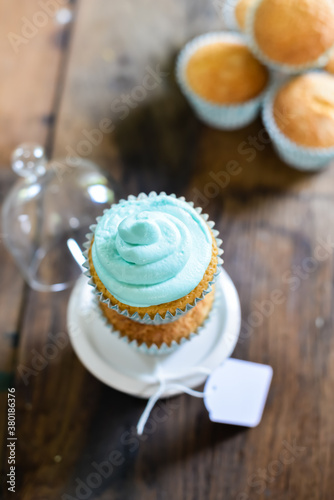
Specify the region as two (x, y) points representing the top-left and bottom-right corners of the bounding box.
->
(246, 0), (334, 72)
(262, 72), (334, 170)
(84, 192), (223, 352)
(176, 32), (269, 130)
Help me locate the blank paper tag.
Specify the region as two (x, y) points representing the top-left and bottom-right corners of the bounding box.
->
(204, 359), (273, 427)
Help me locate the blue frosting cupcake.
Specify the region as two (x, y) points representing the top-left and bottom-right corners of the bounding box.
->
(83, 192), (223, 352)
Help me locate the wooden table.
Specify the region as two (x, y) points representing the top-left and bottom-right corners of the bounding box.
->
(1, 1), (334, 498)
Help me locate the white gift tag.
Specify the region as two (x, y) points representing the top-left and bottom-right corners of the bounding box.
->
(204, 359), (273, 427)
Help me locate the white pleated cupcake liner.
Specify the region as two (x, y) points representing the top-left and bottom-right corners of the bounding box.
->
(176, 31), (271, 130)
(221, 0), (240, 31)
(262, 77), (334, 171)
(94, 284), (219, 356)
(82, 191), (223, 325)
(245, 0), (334, 74)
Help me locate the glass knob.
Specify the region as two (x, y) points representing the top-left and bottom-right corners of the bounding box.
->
(11, 143), (47, 178)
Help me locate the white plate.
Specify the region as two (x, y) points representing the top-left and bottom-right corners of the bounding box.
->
(67, 269), (241, 399)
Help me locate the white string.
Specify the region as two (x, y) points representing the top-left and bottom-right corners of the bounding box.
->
(136, 366), (212, 435)
(137, 381), (167, 435)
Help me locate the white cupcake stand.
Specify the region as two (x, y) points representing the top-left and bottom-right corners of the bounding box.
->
(67, 269), (241, 399)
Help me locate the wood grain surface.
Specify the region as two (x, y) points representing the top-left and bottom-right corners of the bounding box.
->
(1, 1), (334, 499)
(0, 0), (77, 480)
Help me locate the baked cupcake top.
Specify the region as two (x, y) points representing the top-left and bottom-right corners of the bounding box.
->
(185, 38), (268, 104)
(273, 72), (334, 148)
(235, 0), (256, 30)
(250, 0), (334, 67)
(91, 194), (213, 307)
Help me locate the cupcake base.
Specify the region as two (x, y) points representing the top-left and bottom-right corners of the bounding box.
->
(176, 31), (270, 130)
(99, 289), (215, 348)
(67, 269), (241, 397)
(262, 82), (334, 171)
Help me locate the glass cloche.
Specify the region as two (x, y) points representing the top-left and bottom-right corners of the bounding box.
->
(2, 143), (116, 292)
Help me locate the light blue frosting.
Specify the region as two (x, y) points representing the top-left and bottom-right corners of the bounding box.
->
(92, 194), (212, 307)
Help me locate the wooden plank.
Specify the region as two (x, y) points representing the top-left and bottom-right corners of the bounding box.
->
(0, 0), (73, 377)
(0, 0), (77, 493)
(0, 170), (26, 476)
(0, 0), (74, 166)
(13, 0), (334, 499)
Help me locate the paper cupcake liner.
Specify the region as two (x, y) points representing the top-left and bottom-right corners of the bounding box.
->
(262, 76), (334, 171)
(94, 281), (220, 356)
(245, 0), (334, 74)
(176, 31), (270, 130)
(221, 0), (240, 31)
(82, 191), (223, 325)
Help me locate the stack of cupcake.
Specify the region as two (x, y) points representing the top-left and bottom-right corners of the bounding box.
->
(176, 0), (334, 170)
(83, 192), (223, 355)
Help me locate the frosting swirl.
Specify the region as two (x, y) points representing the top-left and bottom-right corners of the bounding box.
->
(91, 194), (212, 307)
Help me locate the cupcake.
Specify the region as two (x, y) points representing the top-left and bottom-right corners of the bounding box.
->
(176, 32), (269, 130)
(263, 72), (334, 170)
(84, 192), (223, 352)
(246, 0), (334, 73)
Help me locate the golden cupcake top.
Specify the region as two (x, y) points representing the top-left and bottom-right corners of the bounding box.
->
(273, 72), (334, 148)
(251, 0), (334, 66)
(235, 0), (256, 30)
(186, 40), (268, 104)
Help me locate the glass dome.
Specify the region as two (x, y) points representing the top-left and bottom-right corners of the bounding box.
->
(2, 143), (116, 292)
